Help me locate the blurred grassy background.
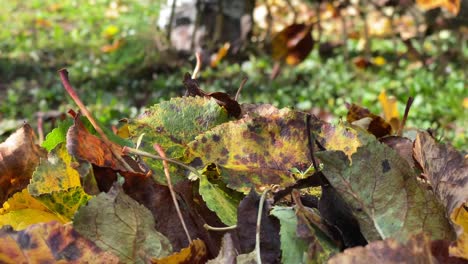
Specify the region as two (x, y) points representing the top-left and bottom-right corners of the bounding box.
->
(0, 0), (466, 148)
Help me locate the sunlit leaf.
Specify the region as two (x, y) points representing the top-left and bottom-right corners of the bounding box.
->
(416, 0), (461, 15)
(272, 23), (314, 65)
(0, 221), (120, 263)
(152, 239), (208, 264)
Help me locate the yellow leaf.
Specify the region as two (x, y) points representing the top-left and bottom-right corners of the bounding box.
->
(378, 90), (400, 132)
(152, 239), (207, 264)
(210, 42), (230, 68)
(450, 205), (468, 259)
(0, 208), (65, 230)
(463, 98), (468, 109)
(28, 143), (81, 196)
(416, 0), (461, 15)
(373, 56), (387, 66)
(0, 189), (48, 215)
(103, 25), (119, 38)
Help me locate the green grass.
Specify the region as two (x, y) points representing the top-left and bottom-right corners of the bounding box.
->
(0, 1), (466, 149)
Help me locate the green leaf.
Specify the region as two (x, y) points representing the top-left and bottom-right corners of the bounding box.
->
(270, 206), (308, 264)
(187, 106), (313, 193)
(42, 119), (73, 152)
(73, 184), (172, 263)
(199, 164), (243, 226)
(316, 138), (456, 242)
(128, 97), (231, 184)
(35, 186), (91, 220)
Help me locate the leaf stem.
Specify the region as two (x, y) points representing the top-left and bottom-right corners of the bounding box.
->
(397, 96), (414, 136)
(154, 144), (192, 243)
(203, 224), (237, 231)
(235, 76), (248, 101)
(192, 52), (202, 79)
(122, 146), (202, 179)
(58, 69), (135, 173)
(255, 188), (270, 264)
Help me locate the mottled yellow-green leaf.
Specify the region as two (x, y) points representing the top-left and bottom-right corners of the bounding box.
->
(128, 97), (231, 185)
(28, 143), (81, 196)
(187, 107), (313, 193)
(74, 184), (172, 263)
(36, 187), (91, 220)
(316, 138), (455, 242)
(0, 208), (66, 230)
(0, 221), (120, 263)
(0, 189), (48, 215)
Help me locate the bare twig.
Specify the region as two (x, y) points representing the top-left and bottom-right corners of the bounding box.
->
(397, 97), (414, 136)
(203, 224), (237, 231)
(166, 0), (177, 41)
(154, 143), (192, 243)
(122, 146), (202, 179)
(192, 52), (202, 79)
(58, 69), (135, 173)
(37, 113), (44, 144)
(255, 188), (270, 264)
(235, 76), (248, 101)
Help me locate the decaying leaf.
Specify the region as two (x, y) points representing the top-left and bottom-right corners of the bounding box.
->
(378, 90), (400, 132)
(152, 239), (208, 264)
(0, 221), (119, 263)
(380, 136), (418, 171)
(206, 233), (238, 264)
(67, 114), (147, 177)
(316, 137), (455, 242)
(414, 132), (468, 259)
(328, 233), (436, 263)
(272, 23), (314, 65)
(73, 184), (172, 263)
(187, 107), (313, 193)
(235, 190), (281, 263)
(0, 124), (47, 204)
(128, 96), (231, 184)
(416, 0), (461, 15)
(346, 103), (393, 138)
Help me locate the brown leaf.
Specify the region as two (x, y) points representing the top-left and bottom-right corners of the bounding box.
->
(182, 74), (241, 118)
(234, 189), (281, 264)
(347, 103), (392, 138)
(123, 176), (224, 258)
(152, 239), (208, 264)
(380, 136), (419, 171)
(272, 24), (314, 65)
(0, 124), (47, 204)
(328, 233), (438, 263)
(414, 132), (468, 259)
(0, 221), (119, 263)
(66, 114), (147, 177)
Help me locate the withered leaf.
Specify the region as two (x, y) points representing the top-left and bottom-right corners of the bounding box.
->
(206, 233), (238, 264)
(0, 221), (119, 263)
(73, 184), (172, 263)
(316, 138), (455, 242)
(346, 103), (392, 138)
(272, 23), (314, 65)
(152, 239), (208, 264)
(328, 233), (436, 264)
(67, 114), (147, 177)
(414, 132), (468, 259)
(235, 189), (280, 264)
(0, 124), (47, 204)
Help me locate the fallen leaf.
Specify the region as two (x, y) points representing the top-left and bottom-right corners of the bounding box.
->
(272, 23), (314, 65)
(198, 164), (244, 226)
(380, 136), (418, 170)
(328, 233), (436, 263)
(414, 132), (468, 259)
(152, 239), (208, 264)
(0, 203), (65, 231)
(210, 42), (230, 68)
(73, 184), (173, 263)
(378, 90), (400, 132)
(0, 221), (119, 263)
(316, 138), (455, 242)
(416, 0), (461, 15)
(235, 190), (281, 263)
(347, 103), (393, 138)
(67, 114), (147, 177)
(270, 206), (309, 264)
(41, 119), (73, 151)
(0, 124), (47, 204)
(187, 107), (313, 193)
(206, 233), (238, 264)
(128, 96), (231, 184)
